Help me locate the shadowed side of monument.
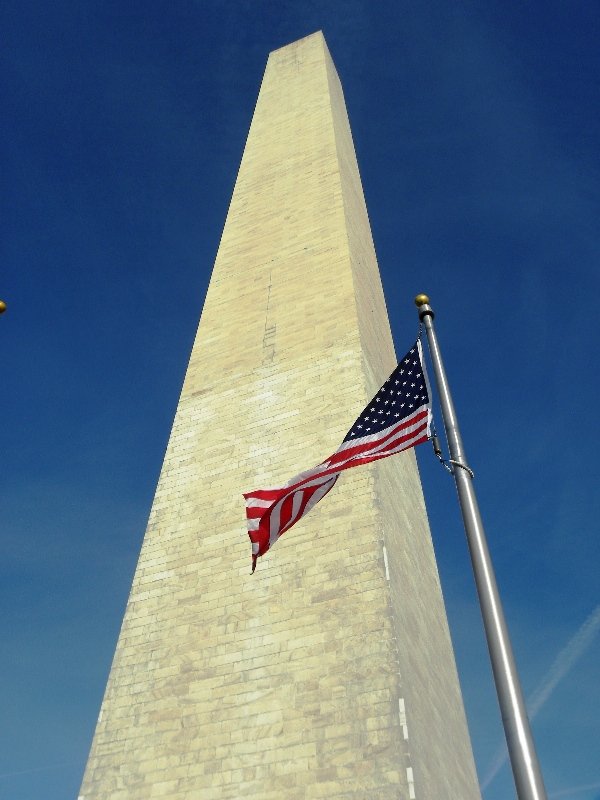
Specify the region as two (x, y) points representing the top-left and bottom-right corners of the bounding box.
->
(79, 32), (480, 800)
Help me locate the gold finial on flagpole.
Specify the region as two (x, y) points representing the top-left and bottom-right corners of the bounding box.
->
(0, 300), (7, 314)
(414, 294), (430, 307)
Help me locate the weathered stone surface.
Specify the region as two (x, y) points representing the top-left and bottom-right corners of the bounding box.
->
(80, 31), (480, 800)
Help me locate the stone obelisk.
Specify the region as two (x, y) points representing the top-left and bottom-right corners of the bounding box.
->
(80, 32), (481, 799)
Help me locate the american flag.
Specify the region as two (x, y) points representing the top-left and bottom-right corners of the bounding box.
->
(244, 340), (432, 572)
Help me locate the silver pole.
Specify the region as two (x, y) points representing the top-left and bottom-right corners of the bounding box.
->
(415, 294), (547, 800)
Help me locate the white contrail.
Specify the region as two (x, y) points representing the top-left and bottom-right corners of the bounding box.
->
(481, 604), (600, 792)
(527, 605), (600, 717)
(549, 779), (600, 798)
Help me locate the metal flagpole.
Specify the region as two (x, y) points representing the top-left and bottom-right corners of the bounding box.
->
(415, 294), (547, 800)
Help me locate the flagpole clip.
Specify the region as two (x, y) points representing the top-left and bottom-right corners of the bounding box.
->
(430, 429), (453, 475)
(448, 459), (475, 479)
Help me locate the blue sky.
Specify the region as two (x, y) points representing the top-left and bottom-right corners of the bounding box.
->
(2, 2), (599, 798)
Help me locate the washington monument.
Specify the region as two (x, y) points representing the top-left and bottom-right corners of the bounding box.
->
(80, 32), (481, 799)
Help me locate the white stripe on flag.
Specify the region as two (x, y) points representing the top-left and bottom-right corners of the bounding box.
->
(287, 489), (305, 530)
(295, 475), (337, 522)
(245, 497), (274, 508)
(269, 495), (285, 546)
